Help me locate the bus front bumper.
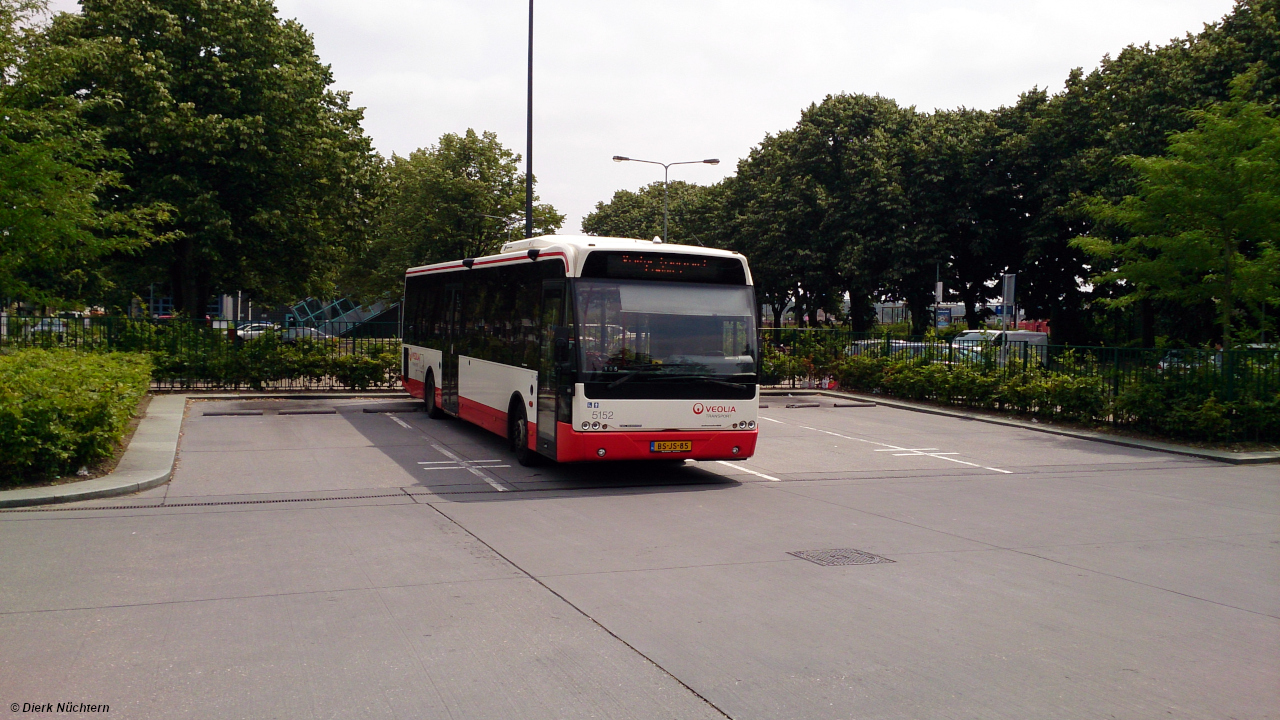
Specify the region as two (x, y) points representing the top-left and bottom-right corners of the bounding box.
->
(555, 424), (757, 463)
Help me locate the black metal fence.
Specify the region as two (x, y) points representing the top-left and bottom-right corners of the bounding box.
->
(757, 328), (1279, 442)
(0, 316), (403, 391)
(758, 328), (1280, 402)
(4, 318), (1276, 438)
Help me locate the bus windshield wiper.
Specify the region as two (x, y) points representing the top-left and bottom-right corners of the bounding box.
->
(607, 370), (641, 389)
(662, 374), (748, 390)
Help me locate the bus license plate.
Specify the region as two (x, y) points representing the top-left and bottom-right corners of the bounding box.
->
(650, 441), (692, 453)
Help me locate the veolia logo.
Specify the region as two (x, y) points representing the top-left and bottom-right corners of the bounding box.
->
(694, 403), (737, 414)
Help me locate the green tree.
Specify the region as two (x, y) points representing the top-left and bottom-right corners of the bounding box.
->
(1074, 72), (1280, 348)
(581, 180), (717, 246)
(0, 0), (166, 307)
(352, 129), (563, 299)
(792, 94), (917, 331)
(43, 0), (379, 316)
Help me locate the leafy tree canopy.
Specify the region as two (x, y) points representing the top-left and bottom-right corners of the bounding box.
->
(1075, 69), (1280, 347)
(581, 180), (718, 246)
(0, 0), (167, 307)
(349, 129), (563, 300)
(41, 0), (379, 316)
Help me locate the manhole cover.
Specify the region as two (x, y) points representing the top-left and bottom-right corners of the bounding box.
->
(788, 548), (894, 566)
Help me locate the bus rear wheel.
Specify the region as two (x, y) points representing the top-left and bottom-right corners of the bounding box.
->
(424, 373), (445, 419)
(508, 401), (539, 466)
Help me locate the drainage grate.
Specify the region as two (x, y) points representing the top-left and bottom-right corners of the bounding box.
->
(788, 548), (894, 566)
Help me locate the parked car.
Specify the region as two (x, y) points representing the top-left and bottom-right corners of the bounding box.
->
(954, 329), (1049, 348)
(1156, 349), (1220, 372)
(234, 322), (279, 340)
(280, 327), (332, 344)
(28, 318), (70, 334)
(954, 329), (1049, 366)
(845, 340), (975, 363)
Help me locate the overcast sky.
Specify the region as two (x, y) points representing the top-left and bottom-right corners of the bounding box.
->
(53, 0), (1240, 231)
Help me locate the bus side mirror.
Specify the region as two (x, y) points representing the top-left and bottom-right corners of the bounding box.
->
(554, 337), (570, 362)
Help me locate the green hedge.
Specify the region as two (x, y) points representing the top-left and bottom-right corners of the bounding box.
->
(0, 349), (152, 485)
(829, 352), (1277, 443)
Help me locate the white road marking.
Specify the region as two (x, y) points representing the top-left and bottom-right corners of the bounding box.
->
(758, 416), (786, 424)
(715, 461), (781, 482)
(420, 465), (511, 471)
(431, 444), (515, 492)
(791, 424), (1013, 474)
(387, 415), (516, 491)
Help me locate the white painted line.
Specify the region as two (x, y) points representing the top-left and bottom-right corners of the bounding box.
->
(418, 461), (454, 464)
(420, 466), (464, 471)
(758, 416), (785, 424)
(388, 415), (413, 429)
(715, 461), (781, 482)
(787, 422), (1010, 475)
(431, 444), (514, 492)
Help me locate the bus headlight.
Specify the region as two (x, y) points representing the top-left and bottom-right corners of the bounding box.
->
(581, 421), (589, 430)
(591, 421), (600, 430)
(747, 420), (756, 429)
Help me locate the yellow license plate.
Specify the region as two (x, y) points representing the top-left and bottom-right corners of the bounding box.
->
(650, 441), (692, 453)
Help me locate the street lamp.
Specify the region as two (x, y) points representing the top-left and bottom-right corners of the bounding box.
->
(612, 156), (719, 243)
(525, 0), (534, 238)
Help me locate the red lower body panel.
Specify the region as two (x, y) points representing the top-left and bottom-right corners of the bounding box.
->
(555, 423), (757, 463)
(459, 397), (507, 437)
(403, 376), (424, 399)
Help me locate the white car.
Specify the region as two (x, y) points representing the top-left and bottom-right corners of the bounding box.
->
(954, 330), (1049, 366)
(234, 322), (278, 340)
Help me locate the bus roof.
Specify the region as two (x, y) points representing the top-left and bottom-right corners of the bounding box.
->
(404, 234), (752, 283)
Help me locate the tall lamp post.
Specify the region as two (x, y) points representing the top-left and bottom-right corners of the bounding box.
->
(612, 156), (719, 242)
(524, 0), (534, 238)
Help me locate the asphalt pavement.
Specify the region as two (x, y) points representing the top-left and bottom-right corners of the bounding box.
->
(1, 397), (1276, 719)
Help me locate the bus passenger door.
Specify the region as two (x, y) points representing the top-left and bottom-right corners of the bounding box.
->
(537, 281), (566, 457)
(442, 284), (461, 415)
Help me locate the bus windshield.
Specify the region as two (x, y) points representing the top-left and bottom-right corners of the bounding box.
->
(574, 280), (756, 382)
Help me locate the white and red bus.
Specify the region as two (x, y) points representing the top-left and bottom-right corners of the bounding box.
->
(401, 235), (759, 466)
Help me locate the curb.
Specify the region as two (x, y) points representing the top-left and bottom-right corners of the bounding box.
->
(762, 388), (1280, 466)
(0, 395), (187, 509)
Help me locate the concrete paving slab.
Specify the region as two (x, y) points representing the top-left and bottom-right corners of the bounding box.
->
(541, 550), (1279, 720)
(1023, 535), (1280, 617)
(775, 473), (1279, 548)
(173, 445), (421, 495)
(0, 579), (725, 720)
(432, 483), (991, 577)
(0, 504), (519, 614)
